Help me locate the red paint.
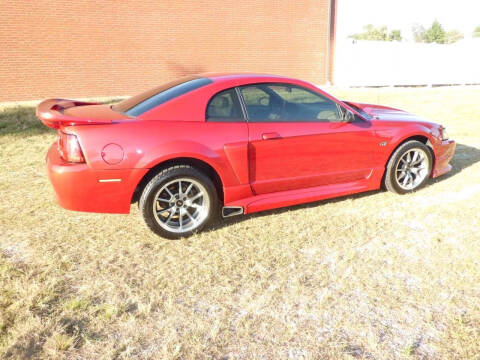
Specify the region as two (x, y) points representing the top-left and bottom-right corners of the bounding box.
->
(46, 144), (147, 214)
(37, 99), (126, 128)
(39, 73), (455, 216)
(248, 121), (381, 195)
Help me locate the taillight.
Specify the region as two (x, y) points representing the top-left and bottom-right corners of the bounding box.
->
(57, 131), (85, 163)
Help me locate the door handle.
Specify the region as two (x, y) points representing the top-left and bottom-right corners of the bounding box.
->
(262, 132), (281, 140)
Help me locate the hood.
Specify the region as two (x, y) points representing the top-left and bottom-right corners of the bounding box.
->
(344, 101), (434, 124)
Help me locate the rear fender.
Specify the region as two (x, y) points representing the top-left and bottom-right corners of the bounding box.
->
(140, 141), (220, 168)
(69, 121), (251, 203)
(137, 140), (240, 188)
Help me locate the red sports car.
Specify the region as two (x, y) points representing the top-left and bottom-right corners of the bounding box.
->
(38, 73), (455, 238)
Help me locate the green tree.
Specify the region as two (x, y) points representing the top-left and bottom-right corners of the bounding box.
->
(414, 21), (464, 44)
(388, 29), (402, 41)
(423, 20), (446, 43)
(350, 25), (401, 41)
(473, 26), (480, 38)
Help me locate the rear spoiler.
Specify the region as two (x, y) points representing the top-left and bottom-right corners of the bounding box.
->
(36, 98), (112, 129)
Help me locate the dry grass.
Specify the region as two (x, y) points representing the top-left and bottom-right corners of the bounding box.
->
(1, 86), (480, 359)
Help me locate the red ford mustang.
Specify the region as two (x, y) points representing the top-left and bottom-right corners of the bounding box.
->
(37, 73), (455, 239)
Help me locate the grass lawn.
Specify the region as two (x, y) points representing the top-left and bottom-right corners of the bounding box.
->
(1, 86), (480, 359)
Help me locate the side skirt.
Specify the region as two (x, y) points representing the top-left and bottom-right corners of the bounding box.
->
(224, 169), (384, 215)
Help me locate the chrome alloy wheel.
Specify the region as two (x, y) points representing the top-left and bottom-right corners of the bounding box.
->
(152, 178), (210, 233)
(395, 148), (429, 190)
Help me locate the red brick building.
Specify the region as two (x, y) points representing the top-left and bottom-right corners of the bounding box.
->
(0, 0), (337, 102)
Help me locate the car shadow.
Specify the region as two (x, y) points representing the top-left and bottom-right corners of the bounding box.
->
(208, 189), (379, 231)
(208, 142), (480, 231)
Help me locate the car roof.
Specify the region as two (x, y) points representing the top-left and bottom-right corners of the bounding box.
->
(199, 72), (294, 84)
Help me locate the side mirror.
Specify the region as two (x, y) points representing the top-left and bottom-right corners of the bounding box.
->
(342, 109), (355, 123)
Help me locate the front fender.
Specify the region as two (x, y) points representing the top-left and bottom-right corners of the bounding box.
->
(375, 122), (435, 164)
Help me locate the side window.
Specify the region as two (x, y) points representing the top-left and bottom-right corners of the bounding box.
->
(206, 88), (243, 121)
(240, 86), (275, 121)
(240, 83), (341, 122)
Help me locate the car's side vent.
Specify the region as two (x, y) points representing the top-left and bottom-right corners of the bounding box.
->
(222, 206), (244, 218)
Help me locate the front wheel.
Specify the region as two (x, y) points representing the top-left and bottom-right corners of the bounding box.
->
(139, 165), (219, 239)
(384, 140), (433, 194)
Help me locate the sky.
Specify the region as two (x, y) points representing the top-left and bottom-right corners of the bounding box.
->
(337, 0), (480, 41)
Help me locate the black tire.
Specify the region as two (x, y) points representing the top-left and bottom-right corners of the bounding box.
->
(139, 165), (220, 239)
(384, 140), (433, 194)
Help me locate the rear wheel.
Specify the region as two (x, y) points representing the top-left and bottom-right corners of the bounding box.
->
(139, 165), (219, 239)
(384, 140), (433, 194)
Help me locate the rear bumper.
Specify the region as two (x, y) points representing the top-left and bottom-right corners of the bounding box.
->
(432, 139), (456, 178)
(46, 143), (148, 214)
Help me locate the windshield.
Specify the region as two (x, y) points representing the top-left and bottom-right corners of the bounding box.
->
(113, 76), (212, 116)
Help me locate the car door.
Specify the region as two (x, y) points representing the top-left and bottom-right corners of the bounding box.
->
(240, 83), (382, 195)
(204, 87), (250, 196)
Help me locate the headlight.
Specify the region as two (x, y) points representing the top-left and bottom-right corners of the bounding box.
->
(440, 126), (449, 141)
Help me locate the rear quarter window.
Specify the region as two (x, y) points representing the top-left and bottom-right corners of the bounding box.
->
(115, 77), (213, 117)
(206, 88), (244, 122)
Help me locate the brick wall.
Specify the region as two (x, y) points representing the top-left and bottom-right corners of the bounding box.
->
(0, 0), (335, 101)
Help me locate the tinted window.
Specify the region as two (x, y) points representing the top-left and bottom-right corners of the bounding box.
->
(240, 84), (341, 122)
(239, 86), (273, 121)
(206, 88), (243, 121)
(113, 77), (212, 116)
